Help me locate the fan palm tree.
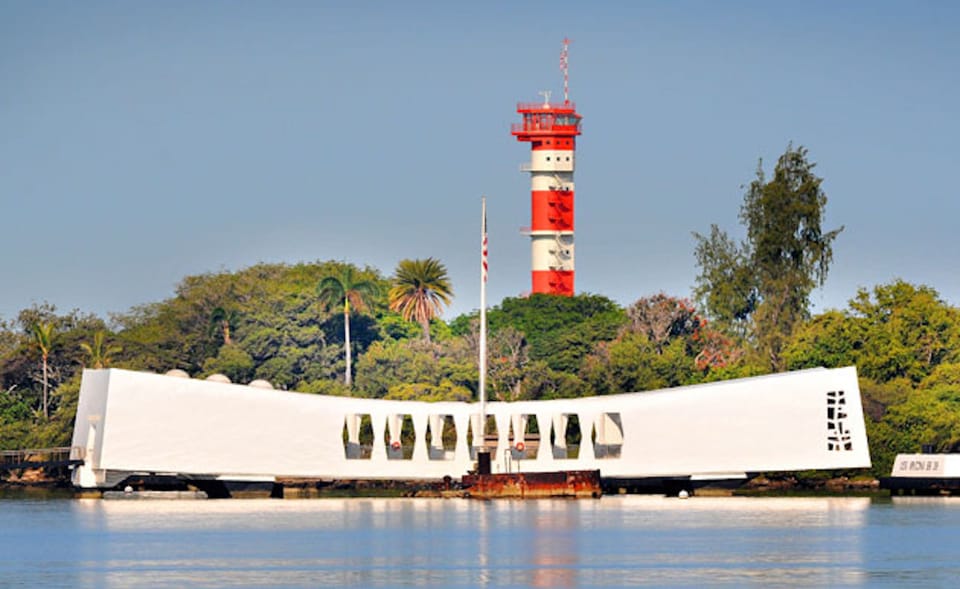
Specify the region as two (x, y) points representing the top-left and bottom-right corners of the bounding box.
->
(388, 258), (453, 344)
(317, 266), (380, 387)
(80, 330), (123, 369)
(31, 322), (55, 419)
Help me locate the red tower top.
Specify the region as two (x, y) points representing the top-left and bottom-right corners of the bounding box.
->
(511, 102), (582, 142)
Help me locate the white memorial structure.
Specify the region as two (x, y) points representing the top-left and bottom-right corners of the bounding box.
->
(70, 366), (870, 489)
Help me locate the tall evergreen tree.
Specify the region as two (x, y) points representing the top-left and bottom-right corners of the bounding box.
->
(694, 144), (842, 370)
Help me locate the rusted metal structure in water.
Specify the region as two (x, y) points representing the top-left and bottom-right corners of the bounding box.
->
(462, 469), (601, 499)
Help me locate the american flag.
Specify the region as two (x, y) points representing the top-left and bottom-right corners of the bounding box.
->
(481, 205), (488, 283)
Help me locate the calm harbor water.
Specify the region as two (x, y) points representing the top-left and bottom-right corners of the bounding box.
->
(1, 494), (958, 587)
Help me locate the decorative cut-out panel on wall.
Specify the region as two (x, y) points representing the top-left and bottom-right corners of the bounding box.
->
(551, 413), (581, 459)
(342, 414), (373, 460)
(592, 412), (624, 459)
(385, 414), (415, 460)
(425, 414), (457, 461)
(508, 414), (540, 460)
(827, 390), (852, 451)
(467, 416), (499, 459)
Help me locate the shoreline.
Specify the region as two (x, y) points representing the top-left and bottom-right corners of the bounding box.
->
(1, 472), (891, 499)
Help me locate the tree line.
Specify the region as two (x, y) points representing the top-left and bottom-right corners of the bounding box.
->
(2, 145), (958, 477)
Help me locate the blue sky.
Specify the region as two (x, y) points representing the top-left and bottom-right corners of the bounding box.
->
(2, 1), (958, 323)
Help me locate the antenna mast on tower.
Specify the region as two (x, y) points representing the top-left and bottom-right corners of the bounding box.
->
(560, 38), (571, 103)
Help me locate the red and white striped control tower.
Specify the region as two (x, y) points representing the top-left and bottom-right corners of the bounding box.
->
(511, 40), (582, 296)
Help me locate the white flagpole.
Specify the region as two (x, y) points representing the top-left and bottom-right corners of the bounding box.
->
(479, 196), (488, 444)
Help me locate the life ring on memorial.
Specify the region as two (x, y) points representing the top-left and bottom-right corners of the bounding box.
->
(391, 440), (401, 451)
(515, 441), (525, 452)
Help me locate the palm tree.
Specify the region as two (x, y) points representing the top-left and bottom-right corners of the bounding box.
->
(209, 307), (240, 345)
(31, 322), (55, 419)
(317, 266), (380, 387)
(80, 330), (123, 369)
(388, 258), (453, 344)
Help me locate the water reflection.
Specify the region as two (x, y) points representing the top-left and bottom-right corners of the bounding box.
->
(4, 495), (960, 586)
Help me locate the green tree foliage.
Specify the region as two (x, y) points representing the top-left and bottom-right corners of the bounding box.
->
(209, 307), (239, 346)
(388, 258), (453, 343)
(1, 305), (106, 449)
(26, 374), (82, 449)
(868, 386), (960, 475)
(354, 338), (474, 400)
(453, 317), (589, 401)
(582, 333), (668, 394)
(295, 378), (352, 397)
(475, 294), (626, 372)
(580, 294), (746, 394)
(111, 261), (389, 387)
(784, 310), (860, 371)
(384, 382), (472, 402)
(849, 281), (960, 383)
(3, 304), (104, 410)
(692, 225), (756, 338)
(856, 377), (913, 423)
(80, 330), (122, 369)
(514, 361), (586, 400)
(785, 280), (960, 383)
(695, 145), (842, 370)
(378, 313), (423, 341)
(0, 319), (18, 359)
(0, 375), (82, 451)
(317, 264), (381, 387)
(0, 386), (32, 427)
(921, 363), (960, 390)
(202, 345), (255, 383)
